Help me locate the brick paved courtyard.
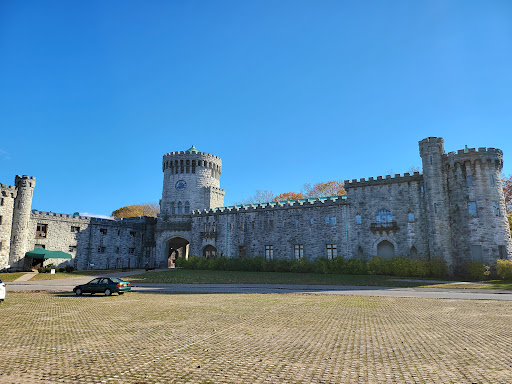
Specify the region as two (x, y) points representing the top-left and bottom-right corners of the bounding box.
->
(0, 292), (511, 383)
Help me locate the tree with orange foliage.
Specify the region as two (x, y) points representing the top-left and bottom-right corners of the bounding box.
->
(111, 203), (160, 219)
(502, 174), (512, 212)
(303, 180), (345, 198)
(273, 192), (304, 201)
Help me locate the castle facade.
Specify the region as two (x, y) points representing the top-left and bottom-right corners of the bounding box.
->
(1, 137), (511, 274)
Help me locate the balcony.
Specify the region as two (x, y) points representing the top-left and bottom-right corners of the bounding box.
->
(200, 231), (218, 239)
(370, 221), (399, 233)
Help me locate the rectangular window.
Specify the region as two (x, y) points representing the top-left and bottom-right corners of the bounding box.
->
(128, 248), (135, 254)
(238, 246), (246, 258)
(129, 231), (136, 237)
(309, 218), (314, 225)
(97, 246), (106, 253)
(69, 245), (76, 253)
(116, 247), (120, 254)
(265, 245), (273, 260)
(434, 203), (437, 213)
(117, 230), (121, 236)
(240, 221), (244, 230)
(490, 174), (495, 186)
(36, 223), (48, 238)
(468, 201), (477, 216)
(499, 245), (507, 260)
(294, 244), (304, 260)
(270, 220), (274, 228)
(331, 217), (336, 225)
(70, 226), (80, 233)
(0, 197), (3, 206)
(492, 201), (500, 217)
(0, 216), (2, 225)
(252, 221), (255, 229)
(325, 217), (329, 224)
(355, 215), (362, 225)
(408, 213), (415, 223)
(326, 244), (337, 259)
(470, 245), (483, 262)
(0, 241), (2, 251)
(100, 228), (107, 235)
(466, 175), (473, 187)
(35, 244), (45, 249)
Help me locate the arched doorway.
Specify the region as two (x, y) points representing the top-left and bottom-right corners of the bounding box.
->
(203, 245), (218, 259)
(377, 240), (395, 259)
(410, 246), (418, 259)
(167, 237), (189, 268)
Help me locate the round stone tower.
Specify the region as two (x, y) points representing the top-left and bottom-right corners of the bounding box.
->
(419, 137), (452, 265)
(444, 145), (511, 270)
(160, 146), (225, 216)
(9, 175), (36, 269)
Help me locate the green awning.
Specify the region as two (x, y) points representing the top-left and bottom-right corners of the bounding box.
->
(25, 248), (72, 260)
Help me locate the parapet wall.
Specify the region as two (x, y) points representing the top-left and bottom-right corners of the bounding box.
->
(0, 184), (17, 198)
(162, 151), (222, 172)
(192, 195), (348, 216)
(344, 172), (423, 189)
(444, 147), (503, 168)
(31, 211), (156, 226)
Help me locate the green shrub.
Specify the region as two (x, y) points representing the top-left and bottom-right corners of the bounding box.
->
(367, 257), (391, 275)
(344, 258), (367, 275)
(58, 267), (66, 273)
(408, 259), (430, 277)
(428, 258), (448, 278)
(467, 261), (490, 281)
(37, 267), (45, 273)
(65, 265), (74, 273)
(496, 259), (512, 280)
(290, 258), (314, 273)
(312, 258), (331, 274)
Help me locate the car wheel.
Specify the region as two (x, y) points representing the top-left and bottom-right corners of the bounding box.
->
(104, 289), (112, 296)
(118, 292), (124, 295)
(75, 288), (82, 296)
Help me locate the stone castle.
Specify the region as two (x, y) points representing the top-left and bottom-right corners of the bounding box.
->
(1, 137), (511, 274)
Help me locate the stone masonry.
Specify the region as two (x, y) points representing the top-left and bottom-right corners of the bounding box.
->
(0, 137), (511, 273)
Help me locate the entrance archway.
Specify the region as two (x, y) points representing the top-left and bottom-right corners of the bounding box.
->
(377, 240), (395, 259)
(167, 237), (190, 268)
(203, 245), (217, 259)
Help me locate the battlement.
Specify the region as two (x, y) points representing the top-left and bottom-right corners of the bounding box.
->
(344, 172), (423, 189)
(0, 183), (17, 198)
(208, 186), (225, 195)
(191, 195), (348, 216)
(162, 151), (222, 173)
(419, 137), (444, 145)
(15, 175), (36, 180)
(445, 147), (503, 168)
(163, 151), (221, 161)
(31, 210), (92, 222)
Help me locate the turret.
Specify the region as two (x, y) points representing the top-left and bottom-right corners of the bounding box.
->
(0, 183), (17, 269)
(418, 137), (452, 265)
(160, 146), (225, 216)
(9, 175), (36, 269)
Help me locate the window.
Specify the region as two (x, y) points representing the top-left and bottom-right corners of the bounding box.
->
(492, 201), (500, 217)
(408, 213), (415, 223)
(325, 217), (329, 224)
(128, 248), (135, 254)
(331, 217), (336, 225)
(265, 245), (273, 260)
(0, 241), (2, 251)
(499, 245), (507, 260)
(376, 209), (392, 223)
(490, 174), (495, 186)
(116, 247), (120, 254)
(466, 175), (473, 187)
(100, 228), (107, 235)
(170, 202), (175, 215)
(212, 222), (216, 232)
(0, 216), (2, 225)
(0, 198), (3, 206)
(326, 244), (337, 259)
(434, 203), (437, 213)
(36, 223), (48, 238)
(177, 201), (183, 214)
(130, 231), (136, 237)
(309, 218), (314, 225)
(238, 246), (246, 258)
(470, 245), (483, 262)
(69, 245), (76, 253)
(184, 201), (190, 214)
(429, 155), (432, 165)
(240, 221), (244, 230)
(117, 230), (121, 236)
(35, 244), (45, 249)
(421, 185), (424, 194)
(71, 226), (80, 233)
(270, 220), (274, 228)
(294, 244), (304, 260)
(355, 214), (362, 225)
(252, 221), (255, 229)
(98, 246), (106, 253)
(468, 201), (477, 216)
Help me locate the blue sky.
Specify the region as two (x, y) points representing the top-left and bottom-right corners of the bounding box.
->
(1, 1), (511, 216)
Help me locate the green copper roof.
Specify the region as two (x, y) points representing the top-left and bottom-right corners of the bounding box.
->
(186, 145), (199, 153)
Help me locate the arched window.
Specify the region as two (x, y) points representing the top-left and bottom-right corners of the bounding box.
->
(376, 209), (392, 223)
(410, 246), (418, 259)
(184, 201), (190, 214)
(408, 212), (415, 223)
(170, 202), (175, 215)
(177, 201), (183, 214)
(355, 214), (362, 225)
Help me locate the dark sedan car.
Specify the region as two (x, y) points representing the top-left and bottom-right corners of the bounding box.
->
(73, 277), (131, 296)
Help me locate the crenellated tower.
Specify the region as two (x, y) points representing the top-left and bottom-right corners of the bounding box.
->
(9, 175), (36, 269)
(419, 137), (452, 265)
(0, 183), (18, 269)
(160, 146), (225, 216)
(444, 146), (511, 270)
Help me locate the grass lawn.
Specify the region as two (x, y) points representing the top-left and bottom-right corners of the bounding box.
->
(0, 272), (27, 282)
(31, 269), (143, 280)
(128, 269), (434, 287)
(421, 280), (512, 290)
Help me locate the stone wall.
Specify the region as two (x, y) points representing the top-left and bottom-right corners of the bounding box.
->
(0, 184), (16, 269)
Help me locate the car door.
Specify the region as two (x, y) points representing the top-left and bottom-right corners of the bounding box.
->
(96, 278), (109, 293)
(85, 278), (100, 293)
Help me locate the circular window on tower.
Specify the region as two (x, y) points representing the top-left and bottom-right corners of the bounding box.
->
(175, 180), (187, 191)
